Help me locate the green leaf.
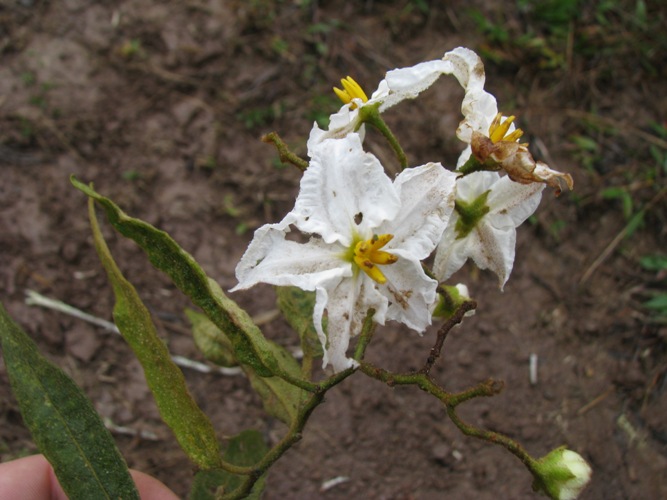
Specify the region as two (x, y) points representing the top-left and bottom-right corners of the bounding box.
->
(190, 430), (268, 500)
(624, 210), (645, 238)
(639, 254), (667, 271)
(0, 302), (139, 499)
(601, 187), (633, 220)
(644, 294), (667, 312)
(88, 197), (222, 470)
(186, 309), (306, 425)
(71, 176), (309, 387)
(275, 286), (323, 360)
(187, 308), (239, 368)
(246, 358), (305, 425)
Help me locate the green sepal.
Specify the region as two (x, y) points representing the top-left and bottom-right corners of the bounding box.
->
(456, 154), (502, 176)
(0, 302), (140, 499)
(454, 189), (491, 239)
(186, 309), (306, 425)
(72, 175), (293, 379)
(433, 285), (471, 319)
(88, 197), (222, 470)
(190, 430), (268, 500)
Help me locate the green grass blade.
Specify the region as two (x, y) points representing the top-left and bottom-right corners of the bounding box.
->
(88, 197), (222, 470)
(0, 302), (139, 499)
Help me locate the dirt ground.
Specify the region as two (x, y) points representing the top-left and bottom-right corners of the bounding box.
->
(1, 1), (666, 499)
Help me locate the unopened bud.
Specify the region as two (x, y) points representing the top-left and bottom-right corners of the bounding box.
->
(532, 447), (592, 500)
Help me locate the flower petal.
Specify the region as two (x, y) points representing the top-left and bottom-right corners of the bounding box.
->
(433, 217), (469, 282)
(443, 47), (499, 143)
(316, 275), (387, 371)
(294, 134), (400, 245)
(380, 59), (454, 112)
(457, 171), (500, 201)
(232, 224), (350, 291)
(469, 218), (516, 288)
(380, 257), (438, 333)
(383, 163), (457, 259)
(487, 175), (544, 225)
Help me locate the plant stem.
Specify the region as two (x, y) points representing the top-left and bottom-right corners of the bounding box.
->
(421, 300), (476, 375)
(352, 308), (377, 363)
(262, 132), (309, 171)
(457, 154), (486, 176)
(445, 404), (539, 475)
(358, 104), (408, 170)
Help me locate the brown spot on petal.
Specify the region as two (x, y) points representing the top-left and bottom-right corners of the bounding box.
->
(388, 285), (411, 310)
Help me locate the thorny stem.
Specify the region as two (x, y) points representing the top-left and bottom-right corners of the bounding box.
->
(262, 132), (309, 171)
(358, 104), (408, 170)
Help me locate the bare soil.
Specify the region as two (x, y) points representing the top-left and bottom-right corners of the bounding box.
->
(1, 1), (666, 499)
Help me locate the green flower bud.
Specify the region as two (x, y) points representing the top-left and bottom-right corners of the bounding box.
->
(532, 447), (592, 500)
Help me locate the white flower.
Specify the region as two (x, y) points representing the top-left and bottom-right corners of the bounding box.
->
(444, 48), (574, 194)
(433, 171), (543, 289)
(232, 133), (457, 371)
(532, 448), (592, 500)
(311, 50), (475, 145)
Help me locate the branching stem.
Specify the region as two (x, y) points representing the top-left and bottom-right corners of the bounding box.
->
(262, 132), (309, 171)
(421, 299), (476, 375)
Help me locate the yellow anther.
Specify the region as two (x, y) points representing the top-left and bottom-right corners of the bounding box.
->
(353, 234), (398, 284)
(488, 112), (524, 143)
(333, 76), (369, 109)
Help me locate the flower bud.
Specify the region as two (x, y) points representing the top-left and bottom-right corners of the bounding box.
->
(532, 447), (592, 500)
(432, 284), (475, 319)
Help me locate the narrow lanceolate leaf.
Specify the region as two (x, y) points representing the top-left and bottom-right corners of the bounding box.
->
(88, 197), (221, 470)
(190, 430), (268, 500)
(72, 176), (301, 382)
(186, 309), (306, 425)
(0, 302), (139, 499)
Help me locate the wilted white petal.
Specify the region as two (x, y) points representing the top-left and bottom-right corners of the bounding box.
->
(380, 59), (453, 112)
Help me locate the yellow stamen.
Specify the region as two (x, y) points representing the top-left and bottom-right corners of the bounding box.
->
(333, 76), (369, 109)
(353, 234), (398, 284)
(488, 112), (524, 143)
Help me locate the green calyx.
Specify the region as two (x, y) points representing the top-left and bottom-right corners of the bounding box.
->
(433, 285), (468, 319)
(454, 190), (491, 239)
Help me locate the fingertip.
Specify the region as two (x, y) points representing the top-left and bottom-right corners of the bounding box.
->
(130, 469), (180, 500)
